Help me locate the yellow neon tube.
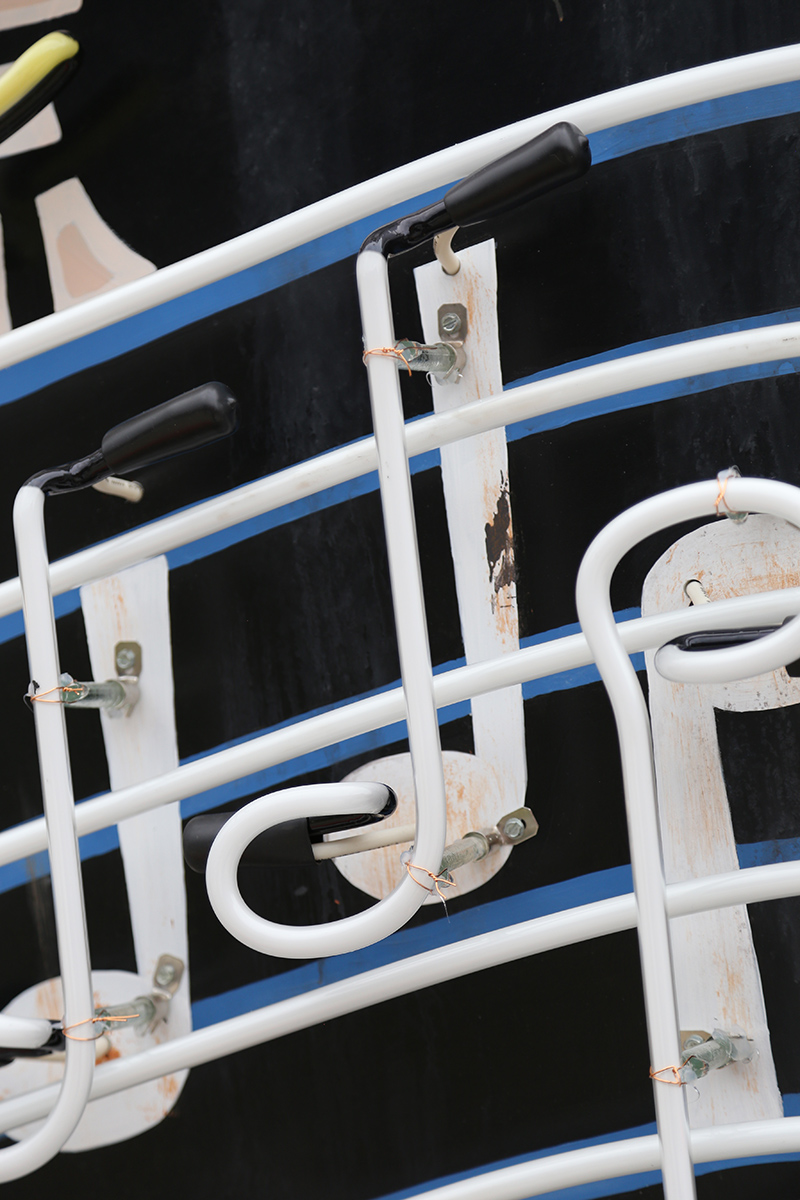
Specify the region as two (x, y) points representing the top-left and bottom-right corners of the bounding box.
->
(0, 31), (79, 120)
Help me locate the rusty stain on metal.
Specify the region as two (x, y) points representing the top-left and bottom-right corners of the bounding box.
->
(643, 513), (796, 1127)
(95, 1044), (121, 1065)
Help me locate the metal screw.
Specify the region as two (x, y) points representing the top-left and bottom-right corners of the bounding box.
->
(116, 647), (136, 673)
(502, 817), (526, 841)
(440, 311), (462, 336)
(154, 962), (176, 988)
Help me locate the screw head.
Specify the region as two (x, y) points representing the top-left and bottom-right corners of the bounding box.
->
(440, 311), (462, 336)
(155, 962), (176, 987)
(502, 817), (526, 841)
(115, 647), (136, 672)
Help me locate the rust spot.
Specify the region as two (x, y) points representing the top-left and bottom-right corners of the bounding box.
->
(96, 1044), (121, 1065)
(159, 1073), (179, 1101)
(34, 978), (63, 1019)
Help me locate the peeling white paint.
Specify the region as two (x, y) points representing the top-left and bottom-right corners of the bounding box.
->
(336, 241), (527, 902)
(643, 514), (794, 1127)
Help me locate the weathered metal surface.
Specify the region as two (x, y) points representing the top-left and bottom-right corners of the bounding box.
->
(643, 514), (797, 1127)
(333, 242), (527, 902)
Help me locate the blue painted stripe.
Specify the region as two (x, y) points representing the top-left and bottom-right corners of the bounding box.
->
(190, 864), (636, 1027)
(737, 837), (800, 868)
(187, 869), (800, 1200)
(588, 79), (800, 166)
(2, 611), (642, 892)
(0, 300), (795, 655)
(369, 1093), (800, 1200)
(370, 1126), (800, 1200)
(177, 832), (799, 1031)
(0, 188), (444, 407)
(3, 79), (800, 406)
(372, 1130), (661, 1200)
(0, 587), (83, 645)
(505, 308), (800, 437)
(4, 80), (800, 1189)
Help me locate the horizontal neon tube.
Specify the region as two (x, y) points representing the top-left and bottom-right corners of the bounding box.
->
(0, 45), (798, 374)
(0, 318), (797, 624)
(0, 586), (797, 869)
(385, 1114), (800, 1200)
(2, 858), (800, 1139)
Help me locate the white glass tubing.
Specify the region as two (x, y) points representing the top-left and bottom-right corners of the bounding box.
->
(3, 46), (800, 1192)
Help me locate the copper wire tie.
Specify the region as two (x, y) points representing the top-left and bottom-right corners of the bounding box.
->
(29, 683), (82, 704)
(649, 1064), (684, 1086)
(715, 475), (732, 517)
(62, 1013), (140, 1042)
(404, 860), (455, 902)
(362, 346), (412, 376)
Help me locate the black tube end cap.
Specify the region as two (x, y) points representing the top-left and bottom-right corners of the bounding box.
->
(101, 381), (238, 476)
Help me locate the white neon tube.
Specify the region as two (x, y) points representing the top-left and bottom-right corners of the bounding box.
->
(388, 1135), (662, 1200)
(0, 45), (799, 373)
(0, 315), (797, 624)
(1, 49), (799, 1188)
(3, 856), (800, 1134)
(355, 249), (448, 910)
(0, 1015), (56, 1051)
(377, 1113), (800, 1200)
(655, 591), (800, 681)
(576, 476), (800, 1200)
(0, 583), (798, 870)
(1, 487), (95, 1181)
(333, 1115), (800, 1200)
(578, 509), (691, 1198)
(206, 782), (426, 957)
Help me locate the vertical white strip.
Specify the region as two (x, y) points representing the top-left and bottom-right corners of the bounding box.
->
(80, 559), (189, 1000)
(644, 513), (788, 1126)
(335, 242), (529, 902)
(415, 241), (527, 816)
(80, 557), (190, 1127)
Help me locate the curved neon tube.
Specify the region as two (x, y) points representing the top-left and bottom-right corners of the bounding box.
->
(206, 783), (435, 957)
(576, 476), (800, 1199)
(4, 49), (800, 1190)
(3, 857), (800, 1145)
(0, 32), (78, 114)
(0, 44), (797, 372)
(0, 1014), (56, 1051)
(655, 592), (800, 681)
(1, 315), (798, 624)
(1, 488), (95, 1181)
(0, 583), (799, 870)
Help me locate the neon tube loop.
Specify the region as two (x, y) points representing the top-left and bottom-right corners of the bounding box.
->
(652, 476), (800, 684)
(655, 504), (800, 679)
(205, 782), (432, 958)
(577, 475), (800, 1200)
(657, 621), (800, 682)
(647, 478), (800, 684)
